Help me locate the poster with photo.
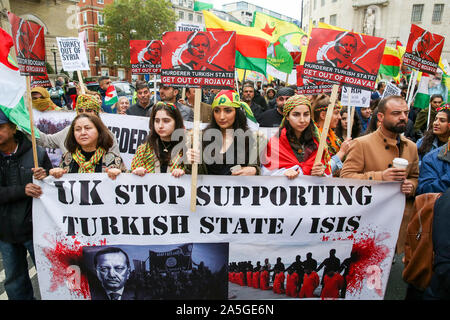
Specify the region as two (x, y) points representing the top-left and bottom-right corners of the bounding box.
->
(403, 24), (445, 74)
(130, 40), (162, 74)
(8, 11), (46, 76)
(302, 28), (386, 91)
(161, 31), (236, 89)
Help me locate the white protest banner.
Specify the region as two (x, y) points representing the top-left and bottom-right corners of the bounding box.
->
(33, 174), (404, 300)
(176, 22), (204, 32)
(381, 82), (402, 99)
(56, 37), (90, 72)
(341, 86), (371, 108)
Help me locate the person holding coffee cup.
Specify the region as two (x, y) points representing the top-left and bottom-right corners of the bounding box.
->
(341, 95), (419, 255)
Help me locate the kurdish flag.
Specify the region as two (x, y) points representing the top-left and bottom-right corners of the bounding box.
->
(414, 73), (431, 109)
(104, 85), (118, 106)
(0, 27), (37, 136)
(379, 46), (401, 77)
(203, 10), (270, 75)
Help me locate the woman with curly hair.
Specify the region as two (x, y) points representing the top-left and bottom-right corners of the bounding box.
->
(416, 106), (450, 163)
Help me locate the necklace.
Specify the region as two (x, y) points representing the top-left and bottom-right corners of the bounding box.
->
(161, 140), (170, 153)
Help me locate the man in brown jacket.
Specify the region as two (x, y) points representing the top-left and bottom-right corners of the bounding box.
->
(341, 95), (419, 253)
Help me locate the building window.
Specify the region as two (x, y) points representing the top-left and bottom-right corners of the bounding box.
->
(179, 11), (184, 19)
(197, 15), (202, 23)
(188, 13), (193, 21)
(98, 32), (106, 42)
(332, 0), (337, 2)
(411, 4), (424, 23)
(314, 0), (317, 10)
(321, 0), (325, 6)
(432, 4), (444, 23)
(330, 14), (337, 25)
(97, 0), (104, 4)
(319, 17), (325, 23)
(82, 12), (88, 25)
(100, 49), (107, 65)
(98, 13), (104, 26)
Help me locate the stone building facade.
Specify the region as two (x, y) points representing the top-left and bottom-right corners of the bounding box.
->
(302, 0), (449, 61)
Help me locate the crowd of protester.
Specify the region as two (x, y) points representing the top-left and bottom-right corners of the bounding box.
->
(1, 69), (449, 300)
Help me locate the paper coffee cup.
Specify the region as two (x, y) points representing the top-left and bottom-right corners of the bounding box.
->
(392, 158), (408, 169)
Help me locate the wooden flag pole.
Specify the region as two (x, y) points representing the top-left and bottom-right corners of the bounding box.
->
(314, 84), (339, 165)
(285, 72), (289, 87)
(77, 70), (86, 94)
(153, 74), (157, 104)
(25, 76), (39, 168)
(346, 89), (352, 139)
(190, 88), (202, 212)
(349, 105), (356, 139)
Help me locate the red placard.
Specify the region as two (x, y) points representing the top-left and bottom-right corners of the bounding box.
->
(31, 73), (52, 88)
(8, 12), (46, 76)
(302, 28), (386, 91)
(130, 40), (161, 74)
(296, 65), (333, 95)
(161, 31), (236, 89)
(403, 24), (445, 74)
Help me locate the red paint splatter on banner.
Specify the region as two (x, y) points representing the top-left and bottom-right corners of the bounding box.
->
(345, 233), (390, 297)
(42, 236), (107, 299)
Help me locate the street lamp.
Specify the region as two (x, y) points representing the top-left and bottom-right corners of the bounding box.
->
(50, 44), (58, 74)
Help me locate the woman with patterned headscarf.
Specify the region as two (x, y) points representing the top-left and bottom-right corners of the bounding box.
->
(262, 94), (331, 178)
(131, 102), (186, 177)
(312, 94), (352, 175)
(49, 113), (126, 179)
(187, 90), (261, 175)
(31, 87), (61, 111)
(33, 94), (120, 157)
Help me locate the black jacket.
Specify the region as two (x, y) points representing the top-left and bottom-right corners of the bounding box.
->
(0, 131), (52, 243)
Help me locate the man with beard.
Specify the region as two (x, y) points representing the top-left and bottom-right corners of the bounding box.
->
(341, 95), (419, 254)
(258, 87), (295, 127)
(126, 81), (153, 117)
(341, 95), (419, 195)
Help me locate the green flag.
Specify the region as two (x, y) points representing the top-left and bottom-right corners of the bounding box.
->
(267, 36), (293, 74)
(194, 1), (213, 11)
(0, 97), (39, 138)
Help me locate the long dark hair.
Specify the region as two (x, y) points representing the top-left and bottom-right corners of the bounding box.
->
(335, 106), (362, 140)
(364, 107), (380, 135)
(65, 113), (113, 153)
(147, 102), (185, 163)
(205, 106), (249, 132)
(280, 103), (317, 152)
(418, 109), (450, 157)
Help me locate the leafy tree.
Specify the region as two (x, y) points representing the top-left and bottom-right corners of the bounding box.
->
(96, 0), (177, 68)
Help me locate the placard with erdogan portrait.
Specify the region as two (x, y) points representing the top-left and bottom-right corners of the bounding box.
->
(8, 12), (46, 76)
(403, 24), (445, 74)
(130, 40), (162, 74)
(161, 31), (236, 89)
(302, 28), (386, 91)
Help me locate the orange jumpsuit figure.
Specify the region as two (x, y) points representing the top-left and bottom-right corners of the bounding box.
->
(273, 272), (285, 294)
(247, 271), (253, 287)
(299, 271), (320, 298)
(260, 269), (271, 290)
(252, 271), (260, 289)
(286, 271), (299, 297)
(321, 271), (344, 299)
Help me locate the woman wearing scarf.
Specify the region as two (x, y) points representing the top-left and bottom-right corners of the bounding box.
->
(313, 95), (352, 176)
(34, 94), (120, 157)
(31, 87), (61, 111)
(187, 90), (261, 176)
(262, 95), (331, 178)
(131, 102), (185, 177)
(49, 113), (126, 179)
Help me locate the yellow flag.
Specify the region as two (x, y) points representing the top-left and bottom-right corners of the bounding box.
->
(252, 12), (307, 49)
